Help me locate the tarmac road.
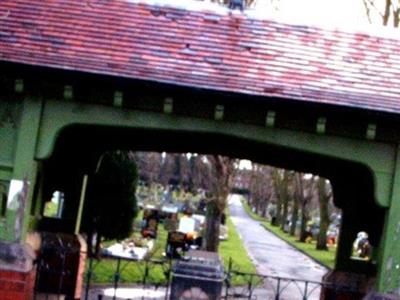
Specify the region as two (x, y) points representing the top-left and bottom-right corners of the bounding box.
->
(229, 194), (328, 300)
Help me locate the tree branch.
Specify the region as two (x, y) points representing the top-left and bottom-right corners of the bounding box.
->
(384, 0), (392, 25)
(362, 0), (373, 23)
(364, 0), (385, 18)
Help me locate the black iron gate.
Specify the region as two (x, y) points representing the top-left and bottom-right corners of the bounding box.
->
(33, 249), (364, 300)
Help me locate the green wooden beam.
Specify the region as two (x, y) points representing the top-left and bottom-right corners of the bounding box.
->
(0, 166), (13, 181)
(36, 100), (396, 207)
(377, 145), (400, 293)
(113, 91), (123, 108)
(366, 123), (377, 140)
(265, 111), (276, 128)
(0, 101), (19, 170)
(11, 98), (42, 242)
(316, 117), (327, 134)
(214, 105), (224, 121)
(163, 97), (173, 114)
(14, 79), (24, 94)
(63, 85), (73, 100)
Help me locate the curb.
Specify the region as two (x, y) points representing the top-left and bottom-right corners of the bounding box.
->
(240, 200), (333, 271)
(259, 223), (332, 271)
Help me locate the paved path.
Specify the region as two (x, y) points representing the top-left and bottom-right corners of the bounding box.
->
(229, 194), (328, 299)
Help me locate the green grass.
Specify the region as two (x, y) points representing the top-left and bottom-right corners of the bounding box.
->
(219, 217), (257, 285)
(89, 225), (169, 285)
(241, 200), (335, 269)
(43, 201), (58, 217)
(89, 212), (256, 286)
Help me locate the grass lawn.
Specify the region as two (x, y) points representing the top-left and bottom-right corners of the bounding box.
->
(88, 210), (169, 286)
(219, 217), (257, 285)
(88, 211), (256, 286)
(88, 227), (169, 285)
(241, 200), (335, 269)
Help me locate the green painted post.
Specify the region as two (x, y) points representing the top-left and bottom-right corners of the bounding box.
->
(75, 175), (88, 235)
(376, 145), (400, 294)
(0, 101), (19, 183)
(11, 98), (42, 243)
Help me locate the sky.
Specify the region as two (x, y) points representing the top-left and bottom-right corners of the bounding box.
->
(130, 0), (390, 31)
(250, 0), (383, 29)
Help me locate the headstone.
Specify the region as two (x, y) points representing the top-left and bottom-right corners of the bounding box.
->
(178, 216), (195, 233)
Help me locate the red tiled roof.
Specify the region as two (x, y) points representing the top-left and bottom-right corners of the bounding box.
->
(1, 0), (400, 113)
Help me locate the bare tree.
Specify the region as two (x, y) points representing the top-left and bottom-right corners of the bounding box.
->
(280, 171), (290, 231)
(298, 175), (317, 242)
(202, 155), (236, 252)
(134, 152), (163, 187)
(272, 169), (291, 229)
(290, 173), (301, 236)
(316, 177), (333, 250)
(248, 164), (274, 217)
(363, 0), (400, 27)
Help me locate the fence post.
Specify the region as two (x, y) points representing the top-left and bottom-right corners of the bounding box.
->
(143, 259), (149, 288)
(303, 281), (309, 300)
(165, 258), (172, 300)
(57, 247), (66, 296)
(84, 257), (93, 300)
(248, 274), (254, 300)
(225, 257), (232, 300)
(275, 278), (281, 300)
(113, 257), (121, 300)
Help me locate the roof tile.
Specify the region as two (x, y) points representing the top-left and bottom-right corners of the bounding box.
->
(1, 0), (400, 113)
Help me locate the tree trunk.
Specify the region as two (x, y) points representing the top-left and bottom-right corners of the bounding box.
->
(203, 202), (221, 252)
(279, 171), (289, 231)
(274, 199), (282, 226)
(394, 7), (400, 27)
(255, 199), (260, 215)
(299, 208), (309, 242)
(95, 233), (102, 256)
(317, 211), (329, 250)
(257, 198), (264, 216)
(261, 199), (268, 218)
(290, 194), (299, 236)
(383, 0), (391, 25)
(86, 230), (94, 257)
(281, 196), (289, 231)
(272, 169), (283, 226)
(316, 178), (330, 250)
(202, 155), (234, 252)
(293, 173), (303, 238)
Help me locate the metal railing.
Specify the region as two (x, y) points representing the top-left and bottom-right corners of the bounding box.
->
(84, 255), (172, 300)
(224, 269), (323, 299)
(223, 258), (363, 300)
(33, 236), (80, 299)
(33, 248), (364, 300)
(33, 240), (172, 300)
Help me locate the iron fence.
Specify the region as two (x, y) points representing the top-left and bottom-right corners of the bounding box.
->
(32, 246), (364, 300)
(33, 235), (81, 299)
(224, 268), (323, 299)
(84, 256), (172, 300)
(223, 257), (364, 300)
(32, 239), (172, 300)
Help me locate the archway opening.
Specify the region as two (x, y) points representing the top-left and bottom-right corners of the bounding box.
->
(30, 124), (386, 299)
